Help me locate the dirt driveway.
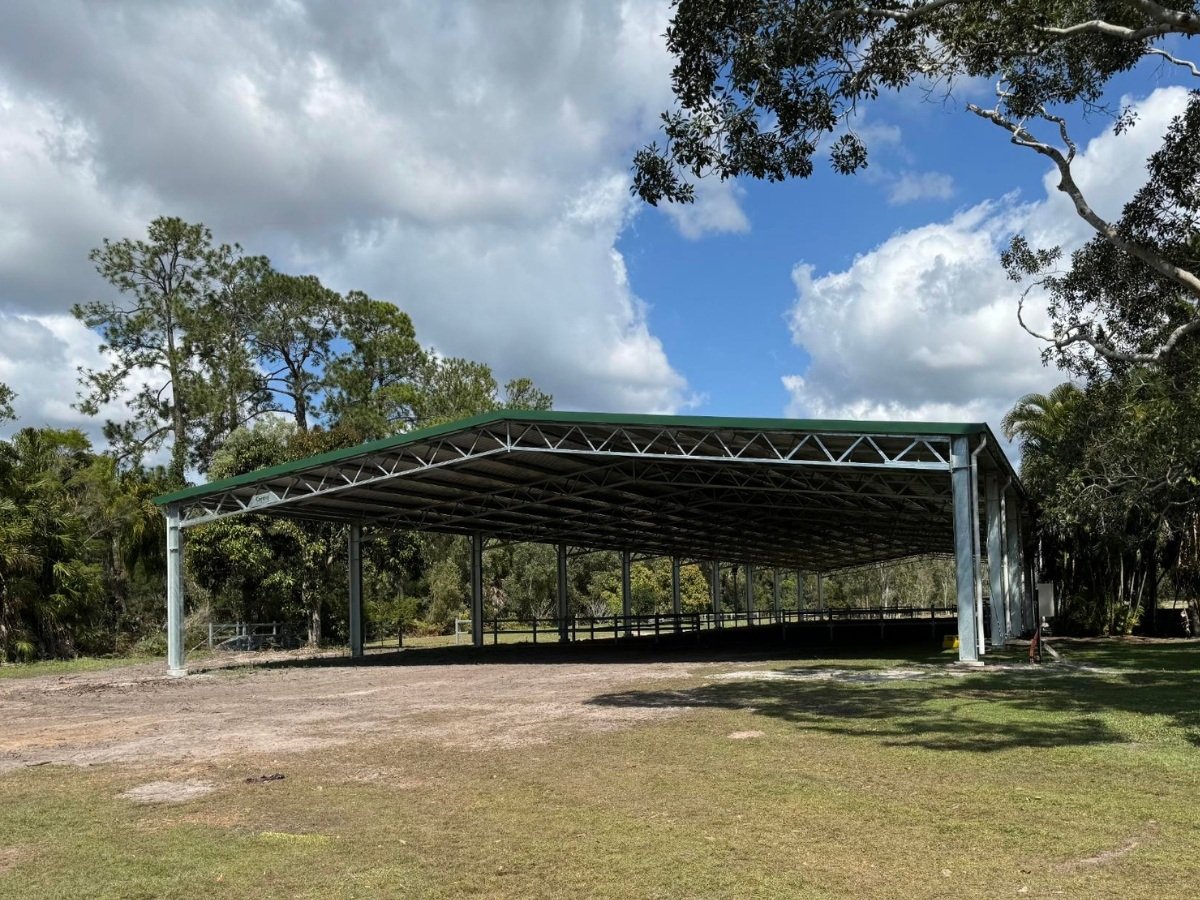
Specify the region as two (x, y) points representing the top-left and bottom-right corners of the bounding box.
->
(0, 649), (714, 774)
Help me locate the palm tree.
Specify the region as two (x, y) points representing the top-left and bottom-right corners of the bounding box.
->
(0, 497), (36, 662)
(1001, 382), (1085, 456)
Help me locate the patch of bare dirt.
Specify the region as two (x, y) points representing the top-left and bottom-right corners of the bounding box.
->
(121, 779), (215, 804)
(0, 652), (719, 773)
(727, 730), (764, 740)
(0, 847), (30, 874)
(1054, 822), (1159, 873)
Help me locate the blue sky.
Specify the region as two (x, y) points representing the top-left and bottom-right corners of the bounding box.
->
(0, 2), (1193, 448)
(625, 62), (1191, 421)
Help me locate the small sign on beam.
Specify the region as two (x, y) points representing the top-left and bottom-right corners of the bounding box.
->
(247, 490), (281, 510)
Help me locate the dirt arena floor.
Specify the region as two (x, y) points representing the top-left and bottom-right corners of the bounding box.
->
(0, 648), (719, 775)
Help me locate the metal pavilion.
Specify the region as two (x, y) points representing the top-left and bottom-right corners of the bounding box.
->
(153, 411), (1032, 673)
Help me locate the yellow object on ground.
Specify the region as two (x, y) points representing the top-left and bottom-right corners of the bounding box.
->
(942, 635), (960, 650)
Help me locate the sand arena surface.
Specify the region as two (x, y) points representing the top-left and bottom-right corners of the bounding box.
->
(0, 650), (712, 773)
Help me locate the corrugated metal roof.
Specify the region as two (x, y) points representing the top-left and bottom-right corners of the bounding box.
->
(155, 410), (989, 506)
(154, 411), (1018, 573)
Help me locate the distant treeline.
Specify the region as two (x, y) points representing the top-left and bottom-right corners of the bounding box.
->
(5, 206), (1200, 662)
(1, 217), (555, 661)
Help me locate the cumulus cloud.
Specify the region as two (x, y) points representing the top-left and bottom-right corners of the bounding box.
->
(0, 313), (124, 443)
(783, 87), (1191, 435)
(661, 178), (752, 240)
(887, 170), (955, 205)
(0, 0), (717, 423)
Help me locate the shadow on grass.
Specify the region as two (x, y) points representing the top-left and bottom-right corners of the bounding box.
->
(1050, 637), (1200, 672)
(586, 654), (1200, 753)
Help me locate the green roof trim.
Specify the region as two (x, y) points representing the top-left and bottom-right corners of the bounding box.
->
(153, 410), (991, 507)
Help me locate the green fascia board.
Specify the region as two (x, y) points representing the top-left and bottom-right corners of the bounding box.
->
(153, 409), (990, 507)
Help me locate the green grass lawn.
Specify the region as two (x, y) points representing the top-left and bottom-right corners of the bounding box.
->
(0, 654), (156, 680)
(1, 639), (1197, 899)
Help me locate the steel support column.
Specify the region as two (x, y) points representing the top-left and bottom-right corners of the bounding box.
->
(671, 557), (682, 616)
(951, 435), (981, 663)
(970, 442), (986, 655)
(985, 476), (1007, 647)
(557, 543), (569, 643)
(796, 570), (805, 613)
(711, 561), (721, 618)
(470, 533), (484, 647)
(817, 573), (825, 613)
(746, 564), (755, 616)
(1004, 492), (1025, 636)
(348, 523), (363, 659)
(772, 569), (781, 619)
(166, 503), (185, 676)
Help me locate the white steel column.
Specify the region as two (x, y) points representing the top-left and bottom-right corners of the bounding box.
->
(817, 573), (825, 613)
(557, 543), (569, 643)
(970, 442), (987, 655)
(671, 557), (682, 616)
(470, 534), (484, 648)
(746, 564), (755, 616)
(1004, 492), (1026, 636)
(166, 503), (186, 676)
(348, 523), (363, 659)
(772, 569), (781, 620)
(985, 476), (1007, 647)
(1000, 487), (1014, 638)
(951, 435), (981, 663)
(711, 561), (721, 617)
(796, 569), (805, 613)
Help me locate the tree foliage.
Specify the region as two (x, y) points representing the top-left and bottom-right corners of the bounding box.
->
(0, 428), (165, 662)
(0, 383), (14, 424)
(1006, 361), (1200, 634)
(635, 0), (1200, 365)
(76, 217), (554, 477)
(1005, 92), (1200, 372)
(75, 218), (244, 484)
(0, 216), (561, 661)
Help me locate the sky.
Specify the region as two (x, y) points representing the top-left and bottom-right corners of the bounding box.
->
(0, 1), (1194, 453)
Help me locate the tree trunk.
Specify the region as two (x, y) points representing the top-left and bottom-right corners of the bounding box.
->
(304, 575), (321, 647)
(163, 303), (189, 485)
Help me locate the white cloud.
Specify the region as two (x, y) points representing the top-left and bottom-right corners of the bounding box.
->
(783, 87), (1191, 438)
(661, 178), (752, 240)
(0, 0), (698, 425)
(0, 313), (124, 443)
(325, 174), (690, 412)
(887, 170), (955, 205)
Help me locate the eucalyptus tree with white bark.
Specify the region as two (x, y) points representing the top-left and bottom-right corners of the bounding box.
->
(633, 0), (1200, 368)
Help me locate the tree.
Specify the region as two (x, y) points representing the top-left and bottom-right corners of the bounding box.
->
(1004, 93), (1200, 372)
(414, 357), (555, 429)
(0, 429), (105, 659)
(503, 377), (554, 411)
(188, 254), (272, 466)
(633, 0), (1200, 365)
(323, 292), (426, 438)
(415, 356), (501, 427)
(1002, 383), (1086, 457)
(75, 217), (244, 484)
(0, 495), (35, 661)
(1004, 367), (1200, 633)
(249, 271), (343, 432)
(0, 383), (14, 425)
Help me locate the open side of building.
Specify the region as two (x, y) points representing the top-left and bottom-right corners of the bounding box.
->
(153, 410), (1032, 672)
